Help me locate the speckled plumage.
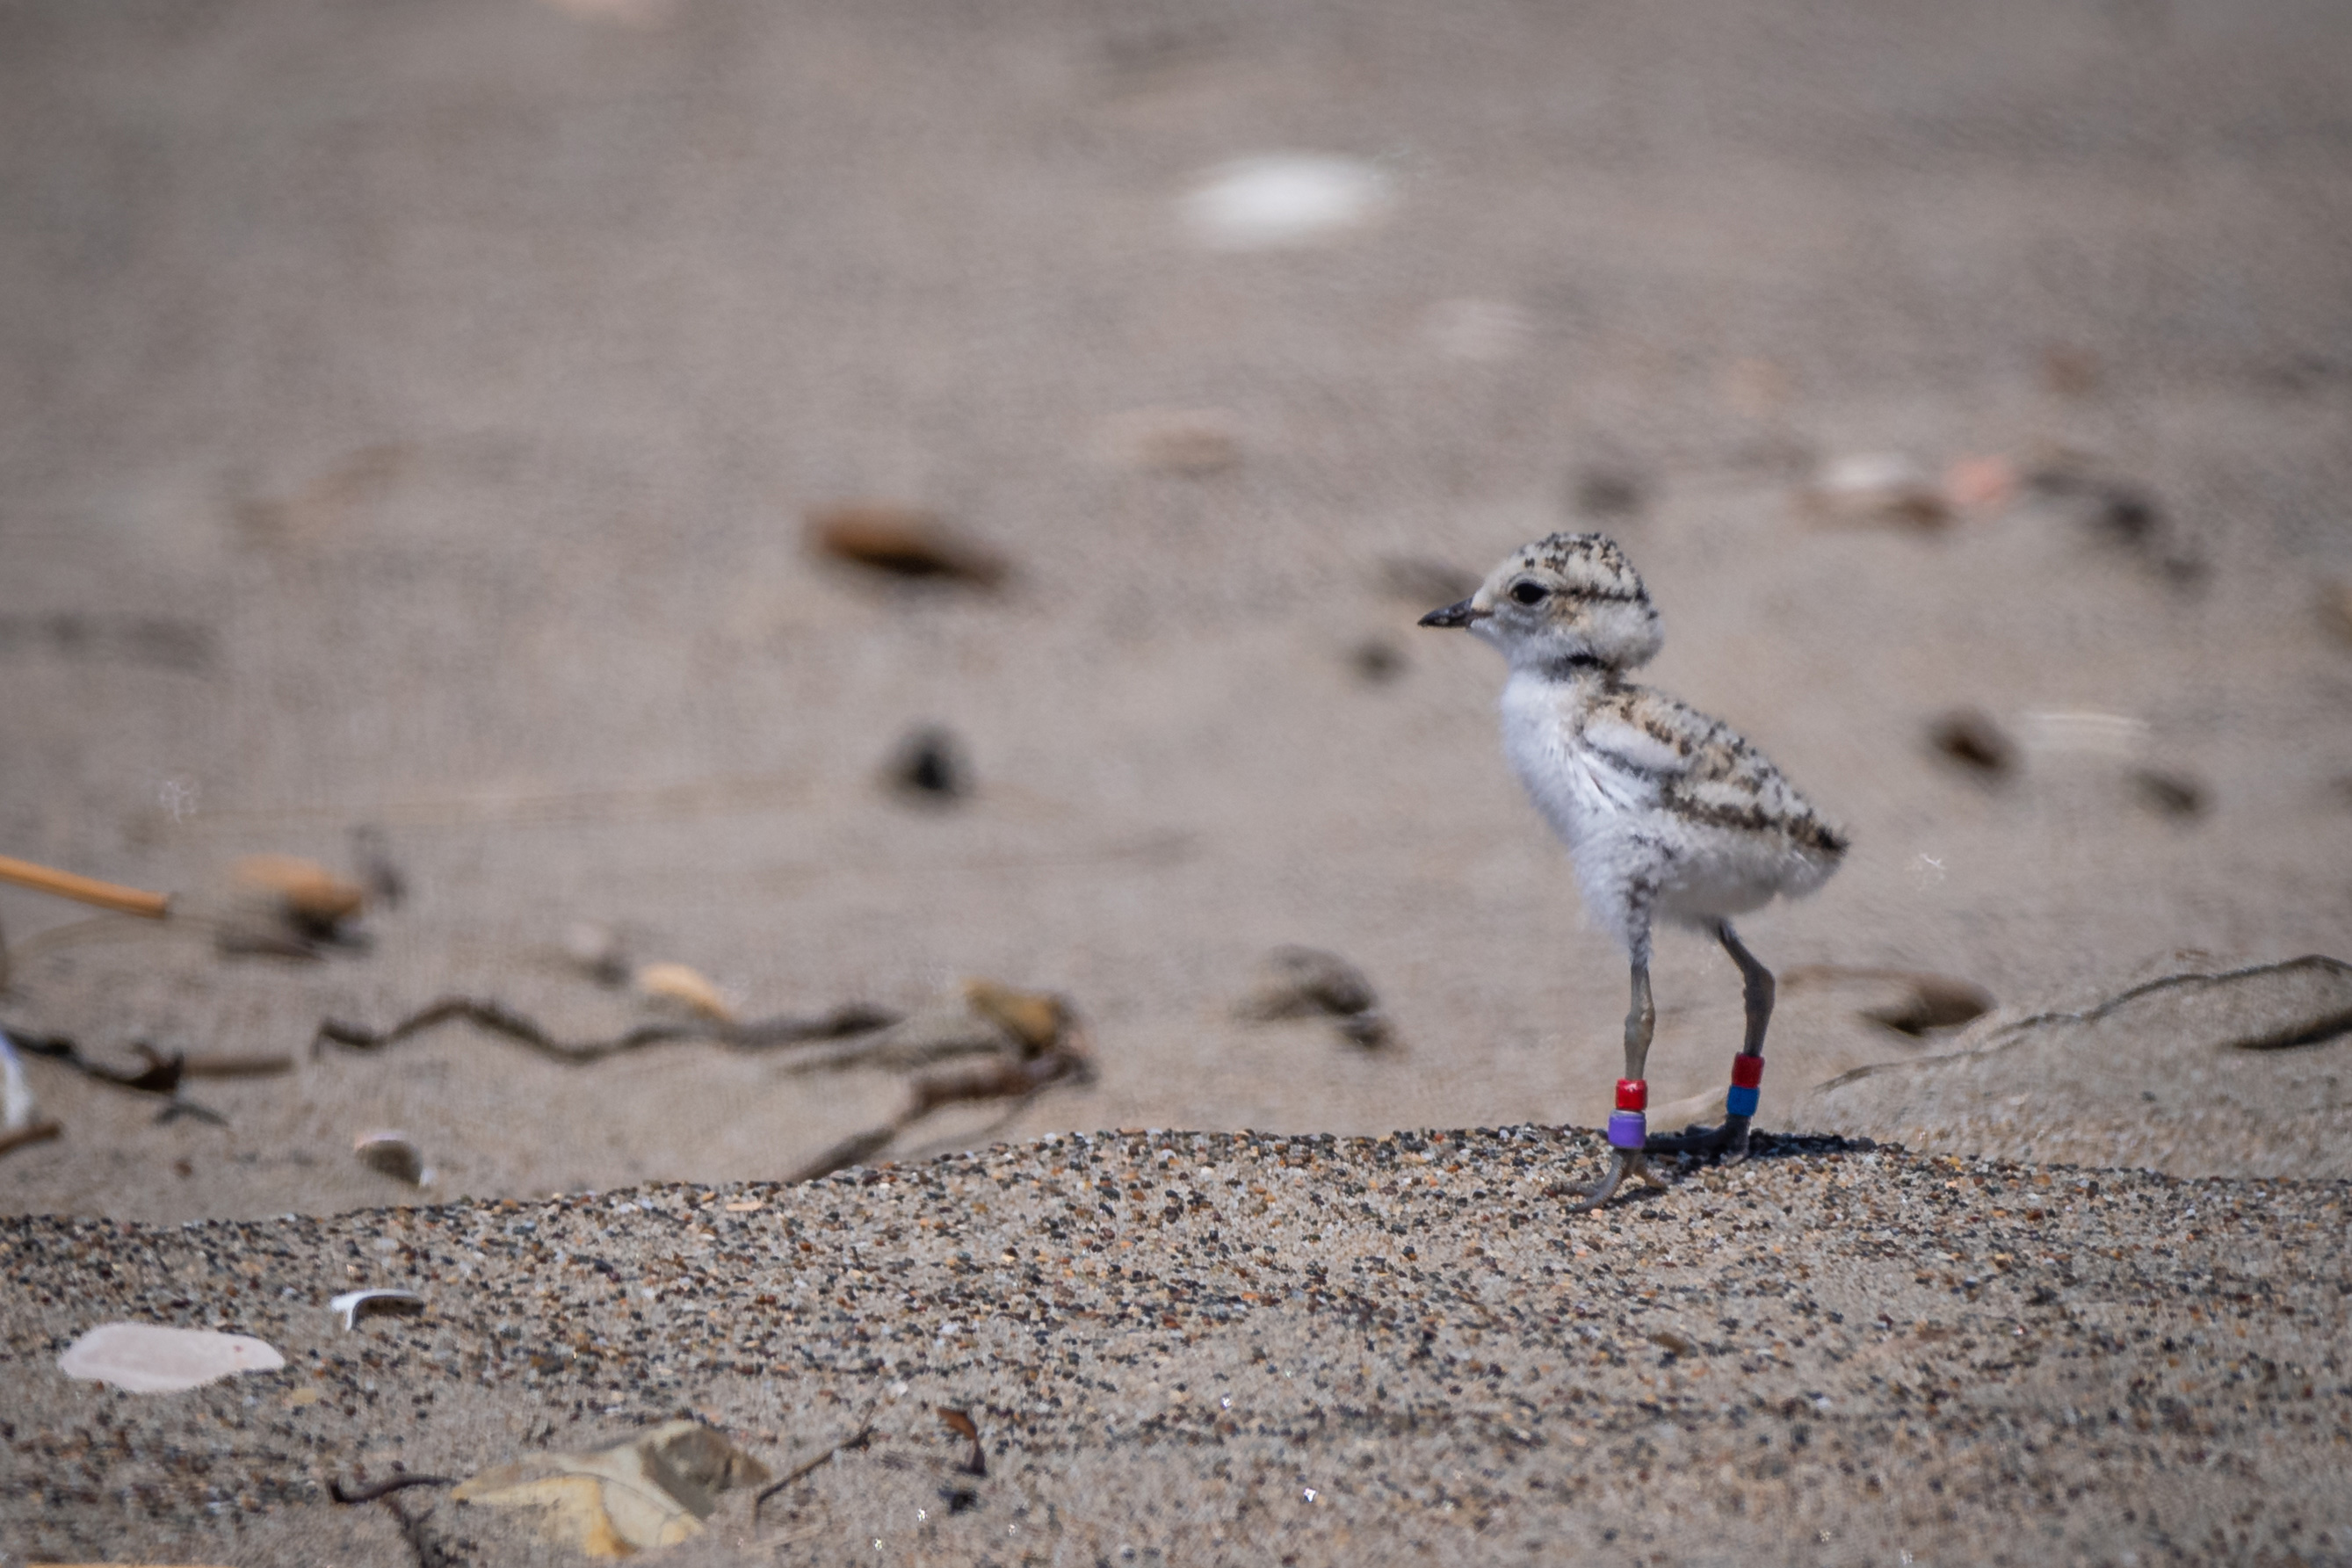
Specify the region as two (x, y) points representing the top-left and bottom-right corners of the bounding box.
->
(1420, 531), (1848, 1205)
(1429, 531), (1845, 955)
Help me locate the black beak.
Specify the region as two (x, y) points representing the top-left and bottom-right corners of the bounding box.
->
(1418, 597), (1483, 629)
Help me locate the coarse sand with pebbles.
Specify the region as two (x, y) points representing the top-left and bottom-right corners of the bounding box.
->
(4, 1130), (2350, 1565)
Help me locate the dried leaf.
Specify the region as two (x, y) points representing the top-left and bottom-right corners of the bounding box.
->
(452, 1420), (771, 1557)
(807, 502), (1008, 587)
(58, 1322), (286, 1392)
(961, 979), (1064, 1053)
(937, 1407), (987, 1477)
(234, 854), (365, 929)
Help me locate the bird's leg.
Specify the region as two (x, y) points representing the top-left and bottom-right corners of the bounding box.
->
(1570, 958), (1667, 1210)
(1647, 921), (1774, 1163)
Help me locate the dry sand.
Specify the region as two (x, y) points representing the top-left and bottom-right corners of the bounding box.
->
(4, 0), (2352, 1561)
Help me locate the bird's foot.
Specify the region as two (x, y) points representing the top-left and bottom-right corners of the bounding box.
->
(1567, 1148), (1672, 1212)
(1646, 1114), (1752, 1165)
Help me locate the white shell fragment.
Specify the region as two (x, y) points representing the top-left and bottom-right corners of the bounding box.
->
(352, 1130), (428, 1186)
(330, 1289), (427, 1332)
(58, 1322), (286, 1392)
(1182, 155), (1390, 250)
(1, 1026), (37, 1132)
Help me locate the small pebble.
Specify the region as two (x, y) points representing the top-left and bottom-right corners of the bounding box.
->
(2131, 767), (2207, 819)
(1927, 710), (2016, 777)
(887, 725), (968, 803)
(1349, 639), (1406, 683)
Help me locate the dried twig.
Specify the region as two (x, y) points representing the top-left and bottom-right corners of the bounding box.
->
(0, 853), (170, 918)
(753, 1421), (876, 1522)
(329, 1473), (463, 1568)
(787, 1044), (1091, 1183)
(329, 1473), (460, 1504)
(4, 1029), (228, 1123)
(313, 996), (898, 1064)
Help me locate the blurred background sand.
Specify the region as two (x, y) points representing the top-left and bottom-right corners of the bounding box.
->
(4, 0), (2349, 1222)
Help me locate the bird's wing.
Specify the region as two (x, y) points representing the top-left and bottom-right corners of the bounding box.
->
(1581, 715), (1691, 781)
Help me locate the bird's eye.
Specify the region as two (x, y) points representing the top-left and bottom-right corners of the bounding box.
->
(1509, 581), (1550, 606)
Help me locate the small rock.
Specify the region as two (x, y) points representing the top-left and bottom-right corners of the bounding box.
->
(2131, 767), (2208, 819)
(807, 503), (1009, 588)
(1349, 639), (1406, 683)
(1927, 710), (2016, 778)
(887, 724), (968, 803)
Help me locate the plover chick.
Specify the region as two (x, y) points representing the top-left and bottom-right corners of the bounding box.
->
(1419, 532), (1847, 1210)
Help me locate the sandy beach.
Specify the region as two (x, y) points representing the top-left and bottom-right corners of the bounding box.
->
(4, 0), (2351, 1561)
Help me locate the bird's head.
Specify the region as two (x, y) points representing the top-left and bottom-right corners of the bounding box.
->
(1417, 531), (1663, 674)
